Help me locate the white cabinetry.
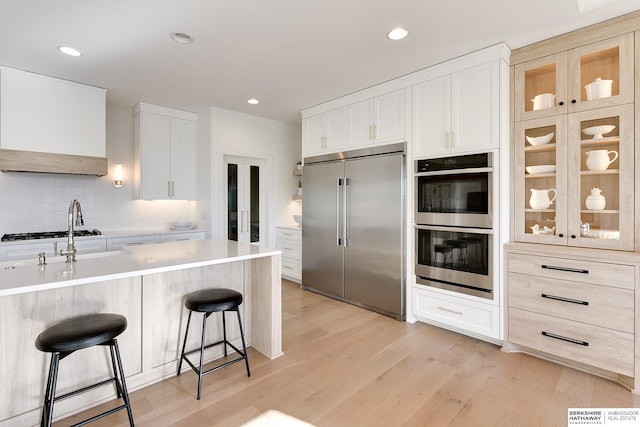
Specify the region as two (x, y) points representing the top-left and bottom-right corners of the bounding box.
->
(413, 60), (500, 158)
(413, 287), (501, 340)
(106, 234), (161, 251)
(0, 66), (107, 175)
(135, 102), (197, 200)
(276, 226), (301, 283)
(160, 231), (206, 243)
(304, 108), (346, 156)
(0, 238), (106, 262)
(346, 90), (406, 148)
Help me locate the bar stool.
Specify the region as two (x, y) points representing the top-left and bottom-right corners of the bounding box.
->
(434, 244), (453, 267)
(177, 288), (250, 400)
(444, 239), (469, 267)
(35, 313), (134, 427)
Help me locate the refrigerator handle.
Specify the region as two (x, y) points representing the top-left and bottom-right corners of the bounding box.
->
(336, 178), (343, 246)
(344, 177), (350, 247)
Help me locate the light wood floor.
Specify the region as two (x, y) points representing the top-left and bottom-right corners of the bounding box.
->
(56, 280), (640, 427)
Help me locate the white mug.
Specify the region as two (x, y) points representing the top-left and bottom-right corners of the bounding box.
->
(585, 150), (618, 171)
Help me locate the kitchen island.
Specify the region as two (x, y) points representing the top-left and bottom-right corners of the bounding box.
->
(0, 239), (282, 426)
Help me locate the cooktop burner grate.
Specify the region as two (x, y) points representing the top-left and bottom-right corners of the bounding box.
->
(1, 229), (102, 241)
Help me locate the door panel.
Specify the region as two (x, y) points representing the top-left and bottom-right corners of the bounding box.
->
(302, 161), (345, 297)
(344, 154), (404, 315)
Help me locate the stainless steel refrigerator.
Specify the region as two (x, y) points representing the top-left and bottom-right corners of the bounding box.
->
(302, 143), (405, 320)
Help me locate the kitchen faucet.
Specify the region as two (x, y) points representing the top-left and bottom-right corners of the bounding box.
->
(58, 199), (84, 262)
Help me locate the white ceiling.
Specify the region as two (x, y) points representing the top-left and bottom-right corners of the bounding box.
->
(1, 0), (639, 124)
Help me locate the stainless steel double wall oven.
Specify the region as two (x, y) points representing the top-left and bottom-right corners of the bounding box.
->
(415, 153), (494, 299)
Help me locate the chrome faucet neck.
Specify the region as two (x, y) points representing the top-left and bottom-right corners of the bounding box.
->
(62, 199), (83, 262)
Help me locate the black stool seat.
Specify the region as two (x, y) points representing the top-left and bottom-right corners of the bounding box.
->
(36, 313), (134, 427)
(185, 288), (243, 313)
(178, 288), (250, 400)
(36, 313), (127, 354)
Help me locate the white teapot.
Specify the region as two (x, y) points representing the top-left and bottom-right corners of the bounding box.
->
(585, 149), (618, 171)
(530, 188), (556, 209)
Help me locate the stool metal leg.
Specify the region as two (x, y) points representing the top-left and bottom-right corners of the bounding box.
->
(41, 352), (60, 427)
(222, 311), (228, 357)
(109, 344), (122, 399)
(236, 309), (251, 377)
(112, 339), (135, 427)
(197, 312), (209, 400)
(177, 311), (193, 375)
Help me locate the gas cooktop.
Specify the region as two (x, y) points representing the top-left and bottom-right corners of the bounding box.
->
(1, 229), (102, 242)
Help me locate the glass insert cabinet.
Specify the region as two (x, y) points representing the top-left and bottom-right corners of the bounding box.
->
(513, 33), (633, 121)
(514, 104), (634, 251)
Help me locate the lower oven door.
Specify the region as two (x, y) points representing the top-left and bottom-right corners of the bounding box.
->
(415, 225), (493, 299)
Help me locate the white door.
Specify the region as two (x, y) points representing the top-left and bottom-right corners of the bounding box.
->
(224, 156), (266, 245)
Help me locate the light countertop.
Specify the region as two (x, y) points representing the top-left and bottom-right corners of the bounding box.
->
(0, 239), (280, 297)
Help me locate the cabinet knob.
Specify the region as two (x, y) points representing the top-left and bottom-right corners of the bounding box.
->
(558, 101), (564, 106)
(570, 234), (576, 239)
(571, 99), (577, 104)
(558, 233), (564, 238)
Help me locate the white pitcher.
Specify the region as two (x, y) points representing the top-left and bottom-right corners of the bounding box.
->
(585, 149), (618, 171)
(530, 188), (556, 209)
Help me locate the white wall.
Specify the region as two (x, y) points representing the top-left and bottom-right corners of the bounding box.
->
(208, 106), (301, 246)
(0, 103), (299, 238)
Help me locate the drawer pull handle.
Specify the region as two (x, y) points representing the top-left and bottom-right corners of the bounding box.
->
(283, 265), (293, 270)
(541, 293), (589, 306)
(541, 331), (589, 347)
(437, 306), (463, 316)
(541, 264), (589, 274)
(283, 247), (294, 251)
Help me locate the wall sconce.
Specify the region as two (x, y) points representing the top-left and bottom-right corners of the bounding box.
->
(113, 163), (124, 188)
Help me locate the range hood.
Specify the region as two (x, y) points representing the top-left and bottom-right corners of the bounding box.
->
(0, 149), (108, 176)
(0, 67), (108, 176)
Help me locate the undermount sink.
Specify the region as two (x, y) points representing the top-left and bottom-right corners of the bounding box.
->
(1, 251), (123, 270)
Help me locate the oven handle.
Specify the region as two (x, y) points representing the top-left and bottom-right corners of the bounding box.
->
(414, 224), (494, 235)
(415, 166), (493, 177)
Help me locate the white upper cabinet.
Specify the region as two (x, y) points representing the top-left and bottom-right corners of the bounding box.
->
(135, 103), (197, 200)
(346, 90), (406, 148)
(303, 108), (346, 156)
(413, 60), (500, 158)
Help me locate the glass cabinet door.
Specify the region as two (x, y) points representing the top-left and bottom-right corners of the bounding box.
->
(514, 116), (567, 244)
(567, 104), (634, 251)
(514, 52), (567, 121)
(567, 33), (634, 113)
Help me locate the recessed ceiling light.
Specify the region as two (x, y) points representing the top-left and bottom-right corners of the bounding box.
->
(248, 99), (259, 105)
(58, 46), (82, 57)
(387, 28), (408, 41)
(170, 32), (193, 44)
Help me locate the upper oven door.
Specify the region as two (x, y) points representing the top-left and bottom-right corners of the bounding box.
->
(415, 167), (492, 228)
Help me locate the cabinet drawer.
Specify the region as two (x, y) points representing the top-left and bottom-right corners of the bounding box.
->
(282, 257), (301, 279)
(276, 228), (301, 242)
(509, 308), (634, 376)
(413, 287), (500, 339)
(509, 272), (634, 333)
(106, 235), (160, 251)
(276, 239), (301, 260)
(508, 253), (634, 290)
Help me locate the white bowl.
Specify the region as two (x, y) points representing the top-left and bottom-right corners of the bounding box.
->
(526, 132), (554, 146)
(293, 215), (302, 227)
(526, 165), (556, 174)
(171, 221), (193, 229)
(582, 125), (615, 139)
(582, 229), (619, 240)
